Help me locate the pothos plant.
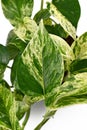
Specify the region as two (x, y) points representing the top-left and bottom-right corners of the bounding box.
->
(0, 0), (87, 130)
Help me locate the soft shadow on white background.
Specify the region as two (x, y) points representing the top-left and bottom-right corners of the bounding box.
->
(0, 0), (87, 130)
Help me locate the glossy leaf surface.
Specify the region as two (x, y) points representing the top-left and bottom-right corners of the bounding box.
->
(14, 18), (38, 41)
(45, 24), (68, 39)
(0, 44), (9, 65)
(0, 44), (9, 81)
(52, 0), (81, 28)
(72, 32), (87, 59)
(1, 0), (34, 26)
(47, 3), (76, 39)
(50, 34), (74, 62)
(16, 22), (64, 97)
(34, 9), (50, 24)
(46, 73), (87, 109)
(7, 30), (26, 52)
(70, 59), (87, 74)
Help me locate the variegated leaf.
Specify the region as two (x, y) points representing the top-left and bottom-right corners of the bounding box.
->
(14, 17), (38, 41)
(1, 0), (34, 26)
(7, 30), (26, 52)
(16, 22), (64, 97)
(47, 3), (76, 39)
(45, 24), (68, 39)
(52, 0), (81, 28)
(71, 32), (87, 59)
(1, 0), (35, 42)
(46, 73), (87, 109)
(50, 34), (75, 62)
(34, 9), (51, 24)
(0, 83), (21, 130)
(69, 59), (87, 74)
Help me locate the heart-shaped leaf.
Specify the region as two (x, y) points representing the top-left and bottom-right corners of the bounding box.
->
(15, 22), (64, 98)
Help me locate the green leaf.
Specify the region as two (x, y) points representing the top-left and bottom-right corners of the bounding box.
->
(15, 22), (64, 97)
(7, 30), (27, 52)
(0, 64), (6, 81)
(6, 45), (19, 60)
(13, 89), (29, 121)
(14, 17), (38, 41)
(0, 44), (10, 81)
(71, 32), (87, 59)
(46, 73), (87, 109)
(0, 83), (21, 130)
(1, 0), (34, 26)
(0, 80), (10, 89)
(16, 101), (29, 120)
(34, 10), (68, 39)
(6, 30), (27, 59)
(34, 9), (50, 24)
(52, 0), (81, 28)
(69, 59), (87, 74)
(0, 44), (9, 65)
(47, 3), (76, 39)
(11, 55), (20, 89)
(50, 34), (74, 62)
(1, 0), (35, 42)
(45, 24), (68, 39)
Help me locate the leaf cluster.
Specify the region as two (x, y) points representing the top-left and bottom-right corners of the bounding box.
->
(0, 0), (87, 130)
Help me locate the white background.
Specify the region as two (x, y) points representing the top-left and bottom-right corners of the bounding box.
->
(0, 0), (87, 130)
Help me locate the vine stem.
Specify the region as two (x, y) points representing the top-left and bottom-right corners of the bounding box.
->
(41, 0), (44, 10)
(34, 110), (56, 130)
(22, 108), (30, 130)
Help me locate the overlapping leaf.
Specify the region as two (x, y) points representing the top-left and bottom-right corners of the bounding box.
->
(1, 0), (34, 26)
(6, 30), (27, 59)
(69, 32), (87, 74)
(34, 9), (68, 39)
(14, 18), (38, 41)
(0, 44), (10, 81)
(52, 0), (81, 28)
(50, 34), (74, 61)
(71, 32), (87, 59)
(7, 30), (26, 52)
(46, 73), (87, 109)
(14, 22), (64, 98)
(47, 3), (76, 39)
(0, 82), (21, 130)
(0, 44), (9, 65)
(45, 24), (68, 39)
(11, 55), (20, 90)
(70, 59), (87, 74)
(0, 65), (5, 81)
(34, 9), (50, 24)
(1, 0), (35, 42)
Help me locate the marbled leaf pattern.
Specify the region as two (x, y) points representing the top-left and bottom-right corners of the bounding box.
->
(46, 73), (87, 109)
(1, 0), (34, 26)
(0, 83), (21, 130)
(47, 3), (76, 39)
(16, 22), (64, 98)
